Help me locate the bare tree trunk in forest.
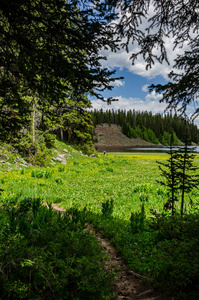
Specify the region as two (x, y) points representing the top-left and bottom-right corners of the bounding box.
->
(32, 103), (36, 143)
(59, 109), (64, 141)
(68, 127), (72, 142)
(60, 127), (64, 141)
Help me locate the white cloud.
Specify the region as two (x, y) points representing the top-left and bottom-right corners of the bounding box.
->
(91, 94), (167, 114)
(142, 84), (149, 92)
(100, 4), (191, 80)
(100, 38), (181, 80)
(112, 79), (125, 87)
(90, 97), (199, 128)
(145, 90), (162, 102)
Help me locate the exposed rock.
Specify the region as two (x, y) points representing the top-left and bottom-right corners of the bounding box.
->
(19, 163), (28, 167)
(63, 149), (68, 153)
(20, 158), (28, 165)
(151, 209), (159, 215)
(0, 160), (11, 165)
(94, 124), (162, 150)
(14, 156), (28, 166)
(0, 153), (8, 160)
(52, 152), (67, 164)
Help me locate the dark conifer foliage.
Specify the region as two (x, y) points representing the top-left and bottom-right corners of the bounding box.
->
(91, 109), (199, 144)
(0, 0), (120, 103)
(109, 0), (199, 116)
(0, 0), (121, 146)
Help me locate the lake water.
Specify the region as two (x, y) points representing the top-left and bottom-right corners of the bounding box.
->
(96, 145), (199, 153)
(125, 146), (199, 153)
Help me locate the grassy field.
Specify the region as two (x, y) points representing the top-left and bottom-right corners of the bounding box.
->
(1, 145), (199, 299)
(1, 150), (198, 217)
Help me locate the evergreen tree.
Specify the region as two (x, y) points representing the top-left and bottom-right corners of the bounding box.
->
(157, 133), (199, 216)
(0, 0), (123, 145)
(175, 132), (199, 216)
(90, 109), (199, 144)
(157, 135), (181, 216)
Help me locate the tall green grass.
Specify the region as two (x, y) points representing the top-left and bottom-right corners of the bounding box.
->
(1, 151), (199, 299)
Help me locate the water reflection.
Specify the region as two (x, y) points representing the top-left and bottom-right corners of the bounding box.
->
(125, 146), (199, 153)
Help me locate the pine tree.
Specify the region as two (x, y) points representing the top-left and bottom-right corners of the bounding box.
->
(157, 135), (180, 216)
(175, 136), (199, 216)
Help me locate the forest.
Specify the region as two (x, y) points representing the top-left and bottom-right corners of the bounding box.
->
(91, 109), (199, 145)
(1, 0), (199, 299)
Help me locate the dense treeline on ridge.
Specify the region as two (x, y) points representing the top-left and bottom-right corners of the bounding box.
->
(91, 109), (199, 145)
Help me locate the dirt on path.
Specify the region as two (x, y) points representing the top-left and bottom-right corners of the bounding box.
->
(50, 204), (167, 300)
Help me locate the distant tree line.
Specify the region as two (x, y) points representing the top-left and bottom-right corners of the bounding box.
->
(91, 109), (199, 145)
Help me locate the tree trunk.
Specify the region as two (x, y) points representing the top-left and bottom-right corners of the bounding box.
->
(60, 127), (64, 141)
(32, 103), (36, 143)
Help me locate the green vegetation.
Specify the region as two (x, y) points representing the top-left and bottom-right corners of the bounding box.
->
(1, 1), (199, 299)
(1, 0), (119, 158)
(0, 198), (115, 299)
(157, 142), (199, 216)
(91, 109), (199, 145)
(0, 144), (199, 299)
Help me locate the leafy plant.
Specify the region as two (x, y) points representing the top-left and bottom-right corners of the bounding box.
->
(130, 204), (146, 233)
(31, 170), (44, 178)
(58, 166), (65, 172)
(44, 133), (56, 148)
(45, 170), (53, 178)
(0, 198), (116, 299)
(102, 199), (114, 217)
(55, 177), (63, 184)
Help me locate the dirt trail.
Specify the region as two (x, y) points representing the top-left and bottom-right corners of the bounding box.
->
(50, 204), (166, 300)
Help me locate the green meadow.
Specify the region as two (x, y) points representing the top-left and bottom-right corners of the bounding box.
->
(0, 152), (171, 216)
(1, 146), (199, 299)
(1, 151), (198, 217)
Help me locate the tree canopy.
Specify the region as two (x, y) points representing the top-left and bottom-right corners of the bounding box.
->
(0, 0), (121, 146)
(0, 0), (120, 106)
(110, 0), (199, 116)
(1, 0), (198, 146)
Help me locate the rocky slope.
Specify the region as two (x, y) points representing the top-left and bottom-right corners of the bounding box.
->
(94, 124), (159, 150)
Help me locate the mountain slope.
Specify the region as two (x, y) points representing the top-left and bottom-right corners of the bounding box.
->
(94, 124), (158, 149)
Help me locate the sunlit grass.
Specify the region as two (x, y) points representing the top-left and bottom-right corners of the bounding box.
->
(1, 150), (198, 298)
(1, 152), (198, 219)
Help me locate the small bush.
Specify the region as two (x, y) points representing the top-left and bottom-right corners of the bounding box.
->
(55, 177), (63, 184)
(130, 204), (146, 233)
(102, 199), (114, 217)
(58, 166), (65, 172)
(44, 170), (53, 178)
(31, 170), (44, 178)
(30, 148), (51, 166)
(44, 133), (56, 148)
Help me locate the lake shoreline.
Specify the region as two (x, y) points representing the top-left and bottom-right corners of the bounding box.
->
(95, 145), (199, 153)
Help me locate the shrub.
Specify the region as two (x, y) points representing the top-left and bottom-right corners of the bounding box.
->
(44, 133), (56, 148)
(0, 198), (116, 299)
(29, 147), (51, 166)
(130, 204), (146, 233)
(102, 199), (114, 217)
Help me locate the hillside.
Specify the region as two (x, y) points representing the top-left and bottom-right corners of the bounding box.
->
(94, 124), (159, 150)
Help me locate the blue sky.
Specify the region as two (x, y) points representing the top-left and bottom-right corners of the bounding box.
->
(89, 7), (199, 127)
(90, 50), (199, 127)
(100, 68), (167, 105)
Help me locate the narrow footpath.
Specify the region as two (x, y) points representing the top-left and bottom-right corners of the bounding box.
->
(50, 204), (167, 300)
